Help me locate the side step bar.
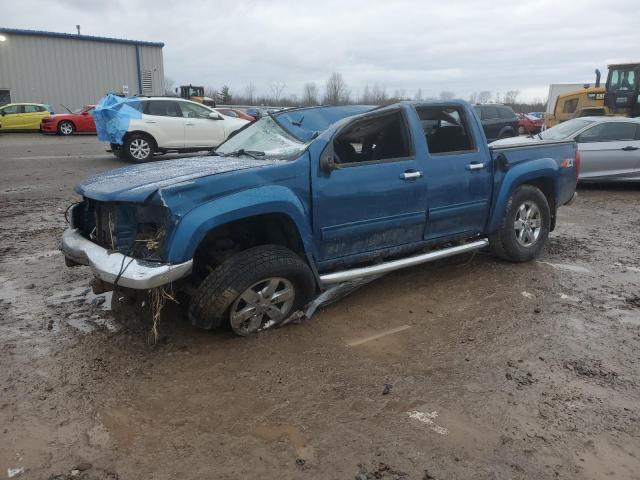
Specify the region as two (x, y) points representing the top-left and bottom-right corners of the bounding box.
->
(319, 239), (489, 285)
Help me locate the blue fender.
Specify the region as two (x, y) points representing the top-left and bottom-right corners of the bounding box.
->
(486, 157), (559, 233)
(165, 185), (314, 263)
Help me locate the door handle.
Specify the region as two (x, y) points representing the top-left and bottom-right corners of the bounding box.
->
(145, 120), (157, 124)
(185, 122), (195, 126)
(621, 146), (639, 151)
(467, 162), (486, 171)
(401, 171), (423, 180)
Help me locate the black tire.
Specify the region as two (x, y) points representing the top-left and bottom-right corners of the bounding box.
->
(57, 120), (75, 136)
(489, 185), (550, 262)
(498, 129), (515, 139)
(110, 143), (125, 159)
(188, 245), (316, 334)
(124, 133), (155, 163)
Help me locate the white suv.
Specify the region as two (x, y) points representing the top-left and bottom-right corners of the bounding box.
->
(112, 98), (249, 162)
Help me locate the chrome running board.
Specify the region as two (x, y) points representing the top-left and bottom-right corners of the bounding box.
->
(319, 239), (489, 285)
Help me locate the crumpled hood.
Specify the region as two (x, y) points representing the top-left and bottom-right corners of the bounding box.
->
(75, 156), (280, 202)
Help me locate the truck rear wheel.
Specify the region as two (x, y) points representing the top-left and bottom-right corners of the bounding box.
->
(188, 245), (315, 335)
(489, 185), (550, 262)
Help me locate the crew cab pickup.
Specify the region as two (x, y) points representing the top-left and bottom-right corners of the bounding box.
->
(61, 101), (579, 335)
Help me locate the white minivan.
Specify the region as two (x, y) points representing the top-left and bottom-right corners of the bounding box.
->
(112, 98), (249, 162)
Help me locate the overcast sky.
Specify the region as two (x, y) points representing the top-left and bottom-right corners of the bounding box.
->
(5, 0), (640, 102)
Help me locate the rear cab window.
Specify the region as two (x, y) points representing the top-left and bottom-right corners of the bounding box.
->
(417, 106), (476, 154)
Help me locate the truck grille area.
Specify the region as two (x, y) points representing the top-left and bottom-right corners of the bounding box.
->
(73, 199), (168, 262)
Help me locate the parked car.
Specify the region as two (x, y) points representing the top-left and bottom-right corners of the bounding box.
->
(517, 113), (544, 135)
(93, 96), (249, 162)
(61, 100), (578, 336)
(473, 104), (519, 141)
(528, 112), (545, 119)
(0, 103), (52, 131)
(243, 107), (283, 120)
(215, 108), (255, 122)
(41, 105), (96, 135)
(491, 116), (640, 182)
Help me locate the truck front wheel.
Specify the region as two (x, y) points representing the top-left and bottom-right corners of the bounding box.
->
(489, 185), (550, 262)
(188, 245), (316, 335)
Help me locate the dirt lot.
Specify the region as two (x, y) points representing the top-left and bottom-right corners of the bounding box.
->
(1, 133), (639, 480)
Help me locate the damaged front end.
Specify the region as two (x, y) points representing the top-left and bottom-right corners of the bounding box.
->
(61, 199), (192, 290)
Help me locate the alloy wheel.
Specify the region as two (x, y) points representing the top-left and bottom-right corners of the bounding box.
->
(514, 201), (542, 247)
(229, 277), (295, 335)
(129, 138), (151, 160)
(59, 122), (73, 135)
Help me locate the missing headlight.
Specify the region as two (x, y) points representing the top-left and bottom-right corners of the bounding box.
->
(133, 223), (166, 261)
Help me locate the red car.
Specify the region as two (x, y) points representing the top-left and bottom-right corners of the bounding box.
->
(215, 108), (255, 122)
(517, 113), (544, 135)
(41, 105), (96, 135)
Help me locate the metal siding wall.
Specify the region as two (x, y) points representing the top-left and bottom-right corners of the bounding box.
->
(138, 45), (165, 96)
(0, 33), (164, 109)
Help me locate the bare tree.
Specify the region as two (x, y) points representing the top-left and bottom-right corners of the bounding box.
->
(244, 83), (256, 105)
(439, 91), (455, 100)
(164, 76), (175, 96)
(302, 82), (319, 106)
(477, 90), (492, 103)
(414, 88), (423, 102)
(371, 84), (387, 104)
(360, 84), (372, 103)
(269, 81), (286, 105)
(324, 73), (349, 105)
(468, 92), (478, 104)
(204, 86), (218, 101)
(504, 89), (520, 105)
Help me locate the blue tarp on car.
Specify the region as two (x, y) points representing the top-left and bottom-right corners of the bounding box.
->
(92, 94), (143, 145)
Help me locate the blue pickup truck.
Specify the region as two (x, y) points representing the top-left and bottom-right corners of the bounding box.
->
(61, 100), (579, 335)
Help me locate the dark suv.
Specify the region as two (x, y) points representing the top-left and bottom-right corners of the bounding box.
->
(473, 104), (519, 142)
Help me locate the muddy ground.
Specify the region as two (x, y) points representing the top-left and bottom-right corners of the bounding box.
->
(1, 133), (639, 480)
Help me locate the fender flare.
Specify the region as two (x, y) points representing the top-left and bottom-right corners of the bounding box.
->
(486, 157), (558, 233)
(165, 185), (313, 263)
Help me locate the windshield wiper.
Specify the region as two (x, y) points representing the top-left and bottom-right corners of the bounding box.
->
(536, 133), (543, 140)
(221, 149), (266, 159)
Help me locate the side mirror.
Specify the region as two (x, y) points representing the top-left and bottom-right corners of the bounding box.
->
(209, 112), (223, 120)
(320, 153), (338, 172)
(81, 111), (89, 116)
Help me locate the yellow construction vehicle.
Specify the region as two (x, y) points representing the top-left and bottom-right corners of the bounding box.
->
(544, 70), (607, 128)
(604, 62), (640, 117)
(544, 64), (640, 128)
(177, 85), (216, 107)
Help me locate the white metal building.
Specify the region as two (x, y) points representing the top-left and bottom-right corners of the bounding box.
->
(0, 28), (165, 109)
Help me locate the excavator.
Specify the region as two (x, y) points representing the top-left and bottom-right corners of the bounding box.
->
(177, 85), (216, 107)
(544, 63), (639, 128)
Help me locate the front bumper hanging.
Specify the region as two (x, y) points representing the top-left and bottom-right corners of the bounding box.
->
(61, 228), (192, 290)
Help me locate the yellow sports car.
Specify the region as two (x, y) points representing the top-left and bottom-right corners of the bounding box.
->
(0, 103), (53, 130)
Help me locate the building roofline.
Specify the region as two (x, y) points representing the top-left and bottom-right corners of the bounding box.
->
(0, 27), (164, 47)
